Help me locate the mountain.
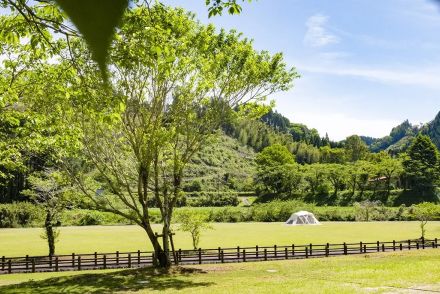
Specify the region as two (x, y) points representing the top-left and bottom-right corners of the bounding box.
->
(360, 111), (440, 153)
(421, 111), (440, 150)
(360, 120), (419, 153)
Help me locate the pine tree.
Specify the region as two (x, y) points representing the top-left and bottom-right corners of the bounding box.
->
(403, 135), (439, 197)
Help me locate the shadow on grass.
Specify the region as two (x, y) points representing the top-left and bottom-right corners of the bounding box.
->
(0, 267), (214, 293)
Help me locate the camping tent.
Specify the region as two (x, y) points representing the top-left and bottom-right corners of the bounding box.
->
(285, 211), (320, 225)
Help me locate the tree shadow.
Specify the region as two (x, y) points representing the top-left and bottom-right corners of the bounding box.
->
(0, 267), (214, 293)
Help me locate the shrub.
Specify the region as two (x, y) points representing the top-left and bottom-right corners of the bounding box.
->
(0, 202), (42, 228)
(184, 192), (239, 207)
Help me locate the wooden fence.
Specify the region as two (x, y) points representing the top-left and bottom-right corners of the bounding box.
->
(0, 237), (438, 275)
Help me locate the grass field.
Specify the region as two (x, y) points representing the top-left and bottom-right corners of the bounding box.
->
(0, 249), (439, 293)
(1, 222), (440, 257)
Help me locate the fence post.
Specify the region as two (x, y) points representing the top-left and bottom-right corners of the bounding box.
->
(422, 237), (425, 249)
(104, 254), (107, 269)
(138, 250), (141, 265)
(1, 256), (4, 271)
(94, 252), (98, 266)
(343, 243), (347, 255)
(218, 247), (221, 260)
(26, 255), (29, 270)
(326, 243), (329, 257)
(128, 253), (132, 268)
(8, 260), (11, 274)
(432, 241), (435, 249)
(116, 251), (119, 265)
(178, 249), (182, 262)
(285, 247), (288, 259)
(264, 249), (267, 261)
(72, 253), (75, 267)
(435, 238), (438, 248)
(221, 250), (224, 263)
(292, 244), (295, 257)
(360, 242), (363, 253)
(78, 256), (81, 271)
(305, 247), (309, 258)
(237, 246), (240, 260)
(416, 242), (420, 250)
(376, 241), (380, 252)
(256, 245), (259, 259)
(382, 243), (385, 252)
(49, 255), (53, 269)
(198, 248), (202, 265)
(408, 240), (411, 250)
(363, 244), (366, 253)
(274, 245), (277, 258)
(31, 258), (35, 273)
(393, 240), (396, 251)
(243, 250), (246, 262)
(400, 243), (403, 251)
(55, 257), (59, 272)
(310, 243), (313, 256)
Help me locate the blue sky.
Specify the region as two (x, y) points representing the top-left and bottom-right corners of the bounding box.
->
(163, 0), (440, 140)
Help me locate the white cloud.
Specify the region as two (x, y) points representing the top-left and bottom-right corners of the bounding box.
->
(299, 64), (440, 89)
(304, 14), (339, 47)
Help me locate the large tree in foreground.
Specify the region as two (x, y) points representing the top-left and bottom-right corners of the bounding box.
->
(68, 5), (297, 267)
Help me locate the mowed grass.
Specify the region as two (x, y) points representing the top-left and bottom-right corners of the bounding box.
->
(1, 249), (440, 293)
(1, 222), (440, 257)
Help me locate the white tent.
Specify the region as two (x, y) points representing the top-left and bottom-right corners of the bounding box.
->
(285, 211), (320, 225)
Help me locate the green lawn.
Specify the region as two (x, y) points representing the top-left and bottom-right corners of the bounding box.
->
(1, 249), (440, 293)
(1, 222), (440, 257)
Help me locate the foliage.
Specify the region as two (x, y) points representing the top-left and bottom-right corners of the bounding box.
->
(353, 200), (383, 221)
(344, 135), (368, 162)
(22, 169), (72, 255)
(183, 192), (239, 207)
(0, 202), (43, 228)
(62, 4), (295, 267)
(411, 202), (438, 238)
(177, 210), (213, 249)
(403, 135), (440, 196)
(255, 144), (303, 198)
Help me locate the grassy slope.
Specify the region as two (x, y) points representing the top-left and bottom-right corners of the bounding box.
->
(1, 250), (440, 293)
(186, 133), (255, 191)
(1, 222), (440, 257)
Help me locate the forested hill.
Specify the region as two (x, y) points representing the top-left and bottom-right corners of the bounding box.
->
(360, 111), (440, 153)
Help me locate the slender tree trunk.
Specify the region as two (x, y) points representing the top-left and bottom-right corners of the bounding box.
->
(45, 212), (55, 256)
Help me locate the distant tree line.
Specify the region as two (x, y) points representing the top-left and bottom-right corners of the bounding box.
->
(255, 134), (440, 205)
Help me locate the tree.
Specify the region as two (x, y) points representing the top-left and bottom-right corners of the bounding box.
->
(325, 164), (347, 198)
(304, 164), (328, 196)
(0, 15), (80, 202)
(22, 170), (70, 256)
(354, 200), (382, 221)
(66, 5), (296, 267)
(344, 135), (368, 162)
(177, 210), (213, 249)
(1, 0), (252, 78)
(403, 135), (439, 197)
(255, 144), (295, 167)
(412, 202), (437, 239)
(376, 153), (403, 197)
(255, 144), (303, 198)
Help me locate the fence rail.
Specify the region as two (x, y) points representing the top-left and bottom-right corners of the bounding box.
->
(1, 237), (438, 275)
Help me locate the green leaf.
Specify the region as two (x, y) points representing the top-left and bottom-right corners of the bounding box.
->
(55, 0), (129, 79)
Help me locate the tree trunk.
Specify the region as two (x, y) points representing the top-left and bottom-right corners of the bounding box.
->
(45, 212), (55, 256)
(142, 225), (171, 268)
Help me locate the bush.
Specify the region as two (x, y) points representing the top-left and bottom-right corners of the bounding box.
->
(183, 192), (239, 207)
(0, 202), (42, 228)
